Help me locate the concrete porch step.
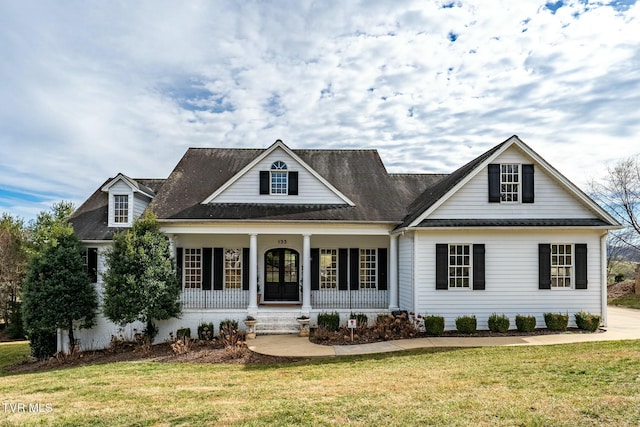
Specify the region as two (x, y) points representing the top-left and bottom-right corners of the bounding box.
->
(255, 310), (302, 335)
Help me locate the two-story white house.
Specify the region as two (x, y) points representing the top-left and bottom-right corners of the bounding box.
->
(68, 135), (620, 350)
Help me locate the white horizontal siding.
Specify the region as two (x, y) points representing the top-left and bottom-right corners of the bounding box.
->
(212, 147), (345, 204)
(133, 193), (151, 219)
(398, 234), (414, 312)
(413, 229), (604, 330)
(429, 146), (594, 219)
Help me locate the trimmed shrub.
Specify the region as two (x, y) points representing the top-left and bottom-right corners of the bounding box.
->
(197, 322), (214, 341)
(176, 327), (191, 340)
(455, 315), (477, 334)
(423, 315), (445, 336)
(515, 315), (536, 332)
(317, 311), (340, 331)
(28, 329), (57, 359)
(544, 312), (569, 331)
(349, 312), (368, 327)
(488, 313), (510, 333)
(574, 311), (601, 332)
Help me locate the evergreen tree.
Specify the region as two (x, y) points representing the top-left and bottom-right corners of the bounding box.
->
(102, 213), (181, 343)
(22, 228), (98, 358)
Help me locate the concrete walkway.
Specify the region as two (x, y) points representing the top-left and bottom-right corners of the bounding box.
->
(248, 306), (640, 358)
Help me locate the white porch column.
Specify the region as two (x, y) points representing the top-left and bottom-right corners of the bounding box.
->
(248, 233), (258, 313)
(389, 234), (399, 310)
(302, 233), (312, 313)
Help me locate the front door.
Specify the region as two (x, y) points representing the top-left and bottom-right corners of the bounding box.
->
(264, 248), (299, 302)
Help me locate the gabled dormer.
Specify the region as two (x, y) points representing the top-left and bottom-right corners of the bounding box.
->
(101, 173), (156, 227)
(202, 140), (355, 206)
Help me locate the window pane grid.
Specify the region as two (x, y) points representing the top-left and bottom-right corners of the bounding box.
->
(270, 161), (288, 194)
(448, 244), (470, 288)
(320, 249), (337, 289)
(284, 251), (297, 282)
(359, 249), (376, 289)
(500, 164), (519, 202)
(114, 195), (129, 223)
(224, 248), (242, 289)
(551, 244), (572, 288)
(184, 248), (202, 289)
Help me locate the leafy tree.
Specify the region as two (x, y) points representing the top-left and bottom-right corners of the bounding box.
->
(102, 213), (181, 344)
(28, 201), (75, 253)
(22, 227), (98, 357)
(0, 213), (28, 332)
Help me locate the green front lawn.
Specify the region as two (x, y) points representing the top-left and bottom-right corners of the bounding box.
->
(1, 340), (639, 426)
(609, 294), (640, 310)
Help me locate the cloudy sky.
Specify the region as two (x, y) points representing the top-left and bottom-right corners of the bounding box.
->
(0, 0), (638, 221)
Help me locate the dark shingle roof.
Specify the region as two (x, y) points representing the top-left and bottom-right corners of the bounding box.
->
(147, 148), (435, 222)
(71, 135), (617, 241)
(70, 178), (165, 240)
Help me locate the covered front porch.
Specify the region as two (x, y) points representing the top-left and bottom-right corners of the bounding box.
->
(165, 223), (400, 313)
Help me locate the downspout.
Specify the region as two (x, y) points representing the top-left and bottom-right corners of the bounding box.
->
(413, 232), (419, 315)
(600, 232), (608, 327)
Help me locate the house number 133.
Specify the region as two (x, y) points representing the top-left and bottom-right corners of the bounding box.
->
(278, 239), (287, 244)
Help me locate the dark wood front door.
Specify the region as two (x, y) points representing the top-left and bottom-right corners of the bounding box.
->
(264, 248), (299, 302)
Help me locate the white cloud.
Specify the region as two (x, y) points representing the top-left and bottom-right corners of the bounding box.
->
(0, 0), (638, 220)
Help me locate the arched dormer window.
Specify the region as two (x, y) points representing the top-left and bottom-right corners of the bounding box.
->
(259, 161), (298, 196)
(270, 161), (288, 194)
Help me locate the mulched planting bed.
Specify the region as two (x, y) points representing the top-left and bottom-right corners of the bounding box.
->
(6, 341), (300, 374)
(309, 326), (602, 346)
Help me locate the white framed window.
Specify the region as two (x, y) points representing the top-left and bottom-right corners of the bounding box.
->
(449, 244), (470, 288)
(270, 161), (288, 194)
(183, 248), (202, 289)
(113, 195), (129, 223)
(551, 244), (572, 288)
(500, 164), (520, 202)
(359, 249), (377, 289)
(320, 249), (337, 289)
(224, 248), (242, 289)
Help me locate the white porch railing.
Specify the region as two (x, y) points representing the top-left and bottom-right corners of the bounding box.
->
(181, 289), (388, 310)
(310, 289), (388, 310)
(181, 289), (249, 309)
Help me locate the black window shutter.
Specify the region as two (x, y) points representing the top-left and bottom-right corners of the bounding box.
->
(202, 248), (212, 291)
(488, 164), (501, 203)
(176, 247), (184, 289)
(87, 247), (98, 283)
(259, 171), (269, 195)
(522, 164), (534, 203)
(349, 248), (360, 291)
(242, 248), (250, 290)
(575, 244), (588, 289)
(213, 248), (224, 290)
(435, 244), (448, 290)
(377, 248), (388, 290)
(288, 171), (299, 195)
(338, 248), (348, 290)
(472, 244), (485, 290)
(539, 244), (551, 289)
(311, 248), (320, 290)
